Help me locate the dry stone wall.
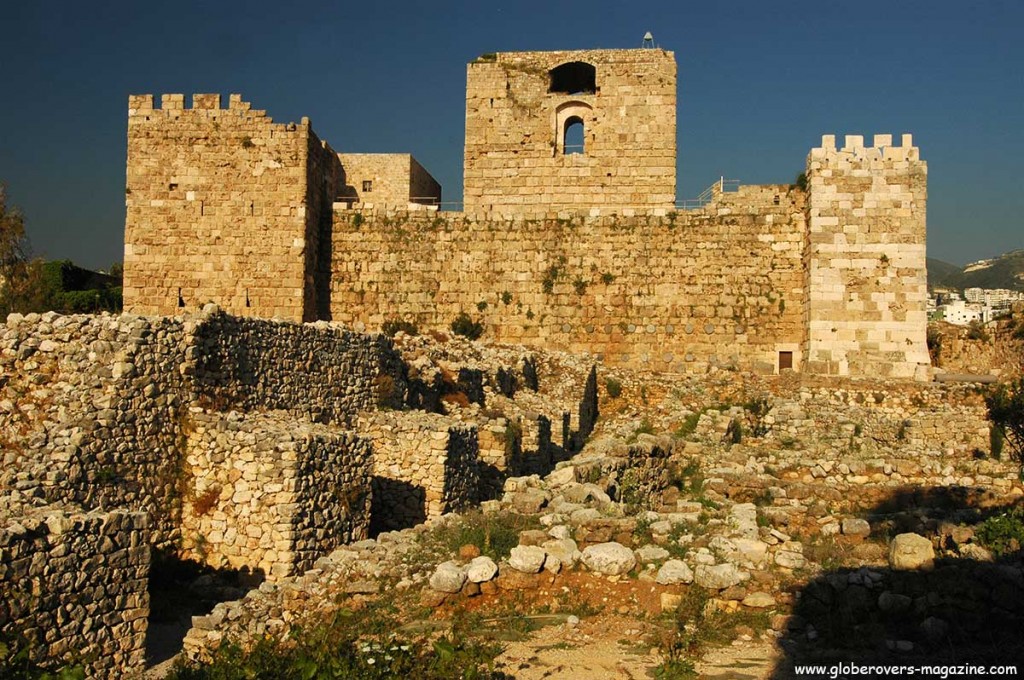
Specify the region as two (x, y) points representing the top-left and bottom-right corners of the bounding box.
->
(358, 411), (479, 532)
(190, 312), (407, 426)
(805, 134), (930, 379)
(181, 410), (373, 579)
(330, 186), (806, 374)
(2, 310), (408, 550)
(1, 312), (190, 547)
(463, 49), (676, 213)
(0, 499), (149, 678)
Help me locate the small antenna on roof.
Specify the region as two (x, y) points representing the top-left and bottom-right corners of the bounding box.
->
(641, 31), (655, 49)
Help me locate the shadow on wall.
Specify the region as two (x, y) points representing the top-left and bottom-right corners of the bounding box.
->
(145, 550), (264, 669)
(369, 476), (426, 536)
(770, 487), (1024, 676)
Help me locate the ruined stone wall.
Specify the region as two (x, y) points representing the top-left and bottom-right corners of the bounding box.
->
(0, 501), (149, 678)
(330, 186), (806, 373)
(358, 411), (479, 532)
(1, 310), (408, 548)
(191, 312), (408, 426)
(0, 312), (190, 547)
(124, 93), (327, 322)
(805, 134), (930, 379)
(181, 410), (373, 580)
(463, 49), (676, 213)
(337, 154), (441, 207)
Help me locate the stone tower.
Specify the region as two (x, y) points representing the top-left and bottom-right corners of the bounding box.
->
(804, 134), (930, 379)
(463, 49), (677, 214)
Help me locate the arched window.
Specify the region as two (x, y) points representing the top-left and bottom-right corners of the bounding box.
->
(563, 117), (585, 155)
(549, 62), (597, 95)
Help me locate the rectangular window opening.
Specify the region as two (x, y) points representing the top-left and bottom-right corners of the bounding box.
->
(362, 180), (373, 192)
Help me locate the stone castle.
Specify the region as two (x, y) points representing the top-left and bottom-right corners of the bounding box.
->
(124, 46), (929, 379)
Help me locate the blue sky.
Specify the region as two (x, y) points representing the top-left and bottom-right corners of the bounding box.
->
(1, 0), (1022, 269)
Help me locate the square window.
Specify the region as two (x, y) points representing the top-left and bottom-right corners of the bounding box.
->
(362, 180), (373, 192)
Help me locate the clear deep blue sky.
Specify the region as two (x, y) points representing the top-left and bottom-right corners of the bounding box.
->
(2, 0), (1022, 269)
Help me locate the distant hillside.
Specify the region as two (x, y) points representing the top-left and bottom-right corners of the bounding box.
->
(927, 250), (1024, 291)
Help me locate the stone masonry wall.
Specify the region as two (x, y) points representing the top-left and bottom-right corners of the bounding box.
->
(180, 410), (373, 580)
(2, 310), (408, 548)
(124, 93), (335, 322)
(1, 312), (190, 548)
(358, 411), (480, 532)
(0, 500), (149, 678)
(336, 154), (441, 207)
(191, 312), (408, 426)
(805, 134), (930, 379)
(464, 49), (676, 213)
(330, 185), (806, 374)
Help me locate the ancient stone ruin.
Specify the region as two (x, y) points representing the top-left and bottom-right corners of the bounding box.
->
(0, 308), (597, 675)
(4, 43), (993, 678)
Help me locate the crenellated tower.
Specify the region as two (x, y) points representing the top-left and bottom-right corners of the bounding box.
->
(804, 133), (930, 379)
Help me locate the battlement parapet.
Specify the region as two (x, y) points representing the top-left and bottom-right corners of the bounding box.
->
(809, 132), (922, 164)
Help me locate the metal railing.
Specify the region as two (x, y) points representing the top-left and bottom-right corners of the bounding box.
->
(676, 177), (740, 210)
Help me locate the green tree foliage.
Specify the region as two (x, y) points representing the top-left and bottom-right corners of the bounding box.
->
(0, 186), (122, 315)
(987, 378), (1024, 473)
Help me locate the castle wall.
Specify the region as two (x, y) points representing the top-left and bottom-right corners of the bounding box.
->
(124, 94), (326, 322)
(805, 134), (930, 378)
(181, 411), (373, 580)
(329, 185), (806, 374)
(463, 50), (676, 213)
(0, 502), (149, 678)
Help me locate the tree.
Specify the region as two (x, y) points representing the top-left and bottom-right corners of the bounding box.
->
(0, 184), (38, 316)
(987, 378), (1024, 475)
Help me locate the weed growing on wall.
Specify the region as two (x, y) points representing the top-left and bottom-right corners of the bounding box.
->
(450, 313), (484, 340)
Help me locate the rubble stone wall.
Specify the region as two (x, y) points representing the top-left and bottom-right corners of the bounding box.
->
(0, 312), (190, 547)
(0, 502), (150, 678)
(190, 312), (408, 426)
(1, 311), (407, 548)
(180, 410), (373, 580)
(359, 411), (480, 532)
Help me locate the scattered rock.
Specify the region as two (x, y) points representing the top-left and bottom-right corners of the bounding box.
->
(889, 533), (935, 571)
(655, 559), (694, 585)
(581, 542), (636, 576)
(508, 545), (546, 573)
(429, 561), (467, 593)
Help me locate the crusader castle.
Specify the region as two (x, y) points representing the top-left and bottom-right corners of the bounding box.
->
(123, 47), (929, 379)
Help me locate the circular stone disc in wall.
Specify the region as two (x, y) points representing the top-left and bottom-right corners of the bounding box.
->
(704, 323), (715, 335)
(685, 323), (694, 335)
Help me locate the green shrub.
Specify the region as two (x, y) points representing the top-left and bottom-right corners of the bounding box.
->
(450, 312), (484, 340)
(572, 278), (587, 295)
(501, 291), (513, 305)
(381, 319), (418, 337)
(991, 424), (1006, 459)
(976, 506), (1024, 556)
(604, 377), (622, 399)
(986, 379), (1024, 469)
(967, 319), (990, 341)
(476, 300), (488, 312)
(600, 272), (615, 285)
(727, 418), (743, 444)
(421, 510), (538, 563)
(674, 412), (702, 439)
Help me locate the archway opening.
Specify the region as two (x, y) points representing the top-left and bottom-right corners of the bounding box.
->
(563, 117), (585, 155)
(549, 62), (596, 95)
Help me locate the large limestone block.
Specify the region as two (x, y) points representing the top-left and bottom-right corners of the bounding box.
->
(888, 533), (935, 570)
(581, 542), (636, 576)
